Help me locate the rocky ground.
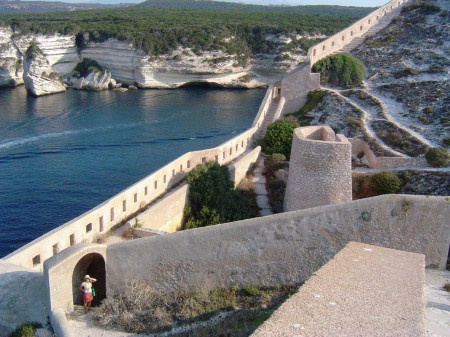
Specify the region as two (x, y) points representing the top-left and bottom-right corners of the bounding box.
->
(353, 0), (450, 147)
(398, 170), (450, 196)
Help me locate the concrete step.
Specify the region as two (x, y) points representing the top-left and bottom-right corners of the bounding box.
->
(252, 175), (267, 184)
(253, 183), (268, 195)
(252, 242), (425, 337)
(256, 195), (271, 209)
(260, 208), (273, 217)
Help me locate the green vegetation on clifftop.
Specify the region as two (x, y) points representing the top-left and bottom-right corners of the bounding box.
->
(0, 5), (369, 57)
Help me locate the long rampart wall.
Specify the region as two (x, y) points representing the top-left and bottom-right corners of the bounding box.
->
(106, 194), (449, 293)
(280, 0), (410, 115)
(3, 84), (276, 270)
(307, 0), (410, 65)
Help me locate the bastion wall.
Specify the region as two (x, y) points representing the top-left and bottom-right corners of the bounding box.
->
(105, 195), (449, 293)
(2, 82), (274, 271)
(284, 126), (352, 211)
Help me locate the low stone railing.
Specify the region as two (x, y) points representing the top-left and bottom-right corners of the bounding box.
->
(349, 138), (430, 169)
(307, 0), (410, 65)
(3, 84), (278, 270)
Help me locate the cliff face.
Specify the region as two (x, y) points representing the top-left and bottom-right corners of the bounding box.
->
(0, 27), (306, 91)
(23, 44), (66, 96)
(0, 28), (23, 87)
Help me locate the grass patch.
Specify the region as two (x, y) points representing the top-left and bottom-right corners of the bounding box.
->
(94, 279), (297, 335)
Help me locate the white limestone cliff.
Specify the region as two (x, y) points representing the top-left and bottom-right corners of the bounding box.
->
(70, 71), (116, 91)
(0, 28), (23, 87)
(23, 45), (66, 96)
(0, 27), (306, 91)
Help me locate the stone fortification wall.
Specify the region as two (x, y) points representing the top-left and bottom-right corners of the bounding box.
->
(3, 84), (277, 270)
(106, 194), (449, 293)
(280, 61), (320, 114)
(134, 183), (189, 233)
(279, 0), (410, 115)
(43, 244), (106, 314)
(284, 126), (352, 211)
(127, 147), (261, 233)
(307, 0), (410, 65)
(229, 146), (261, 188)
(349, 138), (430, 169)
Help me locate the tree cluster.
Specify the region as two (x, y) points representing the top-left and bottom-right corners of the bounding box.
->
(0, 7), (366, 57)
(183, 161), (254, 229)
(312, 53), (365, 88)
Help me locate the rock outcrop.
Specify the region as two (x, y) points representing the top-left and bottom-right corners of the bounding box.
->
(0, 260), (48, 335)
(23, 44), (66, 96)
(0, 27), (309, 91)
(0, 28), (23, 87)
(70, 70), (116, 91)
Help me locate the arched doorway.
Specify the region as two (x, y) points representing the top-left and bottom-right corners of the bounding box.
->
(72, 253), (106, 307)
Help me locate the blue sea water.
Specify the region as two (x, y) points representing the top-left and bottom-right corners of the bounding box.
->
(0, 86), (265, 257)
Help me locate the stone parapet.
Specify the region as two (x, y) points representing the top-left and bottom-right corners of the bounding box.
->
(307, 0), (411, 65)
(251, 242), (425, 337)
(106, 195), (449, 293)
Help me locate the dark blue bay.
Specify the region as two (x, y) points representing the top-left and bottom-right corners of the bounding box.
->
(0, 86), (264, 257)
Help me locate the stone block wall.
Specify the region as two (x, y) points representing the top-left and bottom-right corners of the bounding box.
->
(349, 138), (431, 169)
(280, 62), (320, 114)
(229, 146), (261, 188)
(106, 194), (449, 294)
(284, 126), (352, 211)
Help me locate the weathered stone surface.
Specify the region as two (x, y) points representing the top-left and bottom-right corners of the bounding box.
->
(70, 71), (114, 91)
(284, 126), (352, 211)
(0, 28), (23, 87)
(106, 194), (449, 293)
(0, 260), (47, 335)
(23, 46), (66, 96)
(252, 242), (425, 337)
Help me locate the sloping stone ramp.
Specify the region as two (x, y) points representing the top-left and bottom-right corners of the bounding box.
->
(252, 156), (272, 216)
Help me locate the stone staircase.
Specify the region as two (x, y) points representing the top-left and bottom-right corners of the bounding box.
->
(339, 6), (402, 54)
(252, 156), (272, 217)
(257, 98), (280, 139)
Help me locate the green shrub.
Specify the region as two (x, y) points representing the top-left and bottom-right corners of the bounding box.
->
(260, 120), (298, 159)
(299, 90), (326, 114)
(243, 285), (260, 296)
(73, 58), (103, 77)
(370, 171), (401, 195)
(443, 138), (450, 146)
(312, 53), (365, 88)
(265, 153), (286, 172)
(183, 161), (255, 229)
(24, 42), (43, 62)
(425, 147), (449, 167)
(10, 322), (42, 337)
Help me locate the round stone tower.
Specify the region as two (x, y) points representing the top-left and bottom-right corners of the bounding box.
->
(284, 126), (352, 211)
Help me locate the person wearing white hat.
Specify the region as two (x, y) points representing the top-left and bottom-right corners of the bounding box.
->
(79, 274), (97, 314)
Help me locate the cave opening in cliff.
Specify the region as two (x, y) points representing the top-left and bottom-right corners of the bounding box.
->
(178, 81), (227, 89)
(72, 252), (106, 307)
